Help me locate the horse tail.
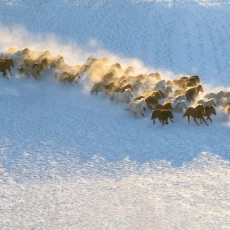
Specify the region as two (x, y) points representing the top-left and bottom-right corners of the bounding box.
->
(110, 93), (115, 102)
(183, 111), (187, 118)
(150, 110), (156, 120)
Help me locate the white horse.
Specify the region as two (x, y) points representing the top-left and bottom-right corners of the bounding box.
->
(172, 100), (188, 113)
(161, 85), (172, 97)
(195, 98), (217, 107)
(112, 89), (133, 104)
(125, 99), (147, 118)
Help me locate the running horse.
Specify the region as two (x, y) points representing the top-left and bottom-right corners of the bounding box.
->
(0, 58), (14, 78)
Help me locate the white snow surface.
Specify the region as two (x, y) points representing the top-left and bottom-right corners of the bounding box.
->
(0, 0), (230, 229)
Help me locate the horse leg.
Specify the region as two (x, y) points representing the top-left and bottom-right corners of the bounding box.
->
(165, 119), (169, 125)
(33, 74), (38, 80)
(24, 71), (30, 78)
(162, 120), (164, 126)
(187, 115), (190, 123)
(194, 117), (199, 125)
(201, 116), (208, 125)
(170, 118), (174, 123)
(3, 71), (6, 78)
(207, 116), (212, 122)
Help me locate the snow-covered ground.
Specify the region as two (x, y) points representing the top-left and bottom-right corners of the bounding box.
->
(0, 0), (230, 229)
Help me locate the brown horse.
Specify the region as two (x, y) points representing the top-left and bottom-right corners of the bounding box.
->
(183, 104), (208, 125)
(174, 88), (186, 97)
(59, 72), (80, 85)
(19, 58), (47, 73)
(185, 84), (204, 102)
(0, 60), (12, 78)
(0, 58), (14, 68)
(155, 102), (173, 111)
(133, 95), (145, 102)
(222, 103), (230, 115)
(151, 109), (174, 126)
(0, 58), (14, 78)
(180, 75), (200, 82)
(180, 75), (200, 86)
(113, 84), (134, 93)
(204, 106), (216, 122)
(145, 95), (159, 109)
(91, 82), (106, 95)
(143, 90), (164, 99)
(173, 75), (200, 89)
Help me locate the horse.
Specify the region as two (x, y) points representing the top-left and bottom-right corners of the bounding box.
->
(179, 76), (199, 87)
(185, 84), (204, 102)
(19, 58), (47, 73)
(221, 103), (230, 115)
(143, 90), (164, 100)
(59, 72), (80, 85)
(91, 83), (106, 95)
(0, 58), (14, 68)
(174, 88), (186, 97)
(172, 100), (187, 113)
(114, 84), (134, 93)
(183, 104), (208, 125)
(154, 102), (173, 111)
(160, 85), (172, 97)
(20, 62), (45, 80)
(111, 89), (133, 104)
(172, 75), (200, 89)
(204, 106), (216, 123)
(0, 59), (13, 78)
(196, 98), (217, 107)
(151, 109), (174, 126)
(125, 99), (147, 118)
(145, 95), (159, 109)
(124, 66), (135, 76)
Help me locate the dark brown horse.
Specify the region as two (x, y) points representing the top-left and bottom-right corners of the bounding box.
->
(151, 109), (174, 126)
(204, 106), (216, 122)
(173, 75), (200, 89)
(183, 104), (208, 125)
(1, 58), (14, 68)
(185, 84), (204, 102)
(0, 59), (14, 78)
(180, 75), (200, 86)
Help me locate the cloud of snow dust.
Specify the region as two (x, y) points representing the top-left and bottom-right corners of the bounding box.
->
(0, 23), (180, 93)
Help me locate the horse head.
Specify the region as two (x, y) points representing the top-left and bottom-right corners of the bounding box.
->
(211, 106), (217, 115)
(197, 84), (204, 93)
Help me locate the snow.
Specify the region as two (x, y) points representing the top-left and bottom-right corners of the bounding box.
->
(0, 0), (230, 229)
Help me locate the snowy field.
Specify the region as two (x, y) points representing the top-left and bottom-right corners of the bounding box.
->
(0, 0), (230, 229)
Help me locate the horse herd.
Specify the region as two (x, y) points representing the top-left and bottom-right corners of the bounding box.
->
(0, 47), (230, 126)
